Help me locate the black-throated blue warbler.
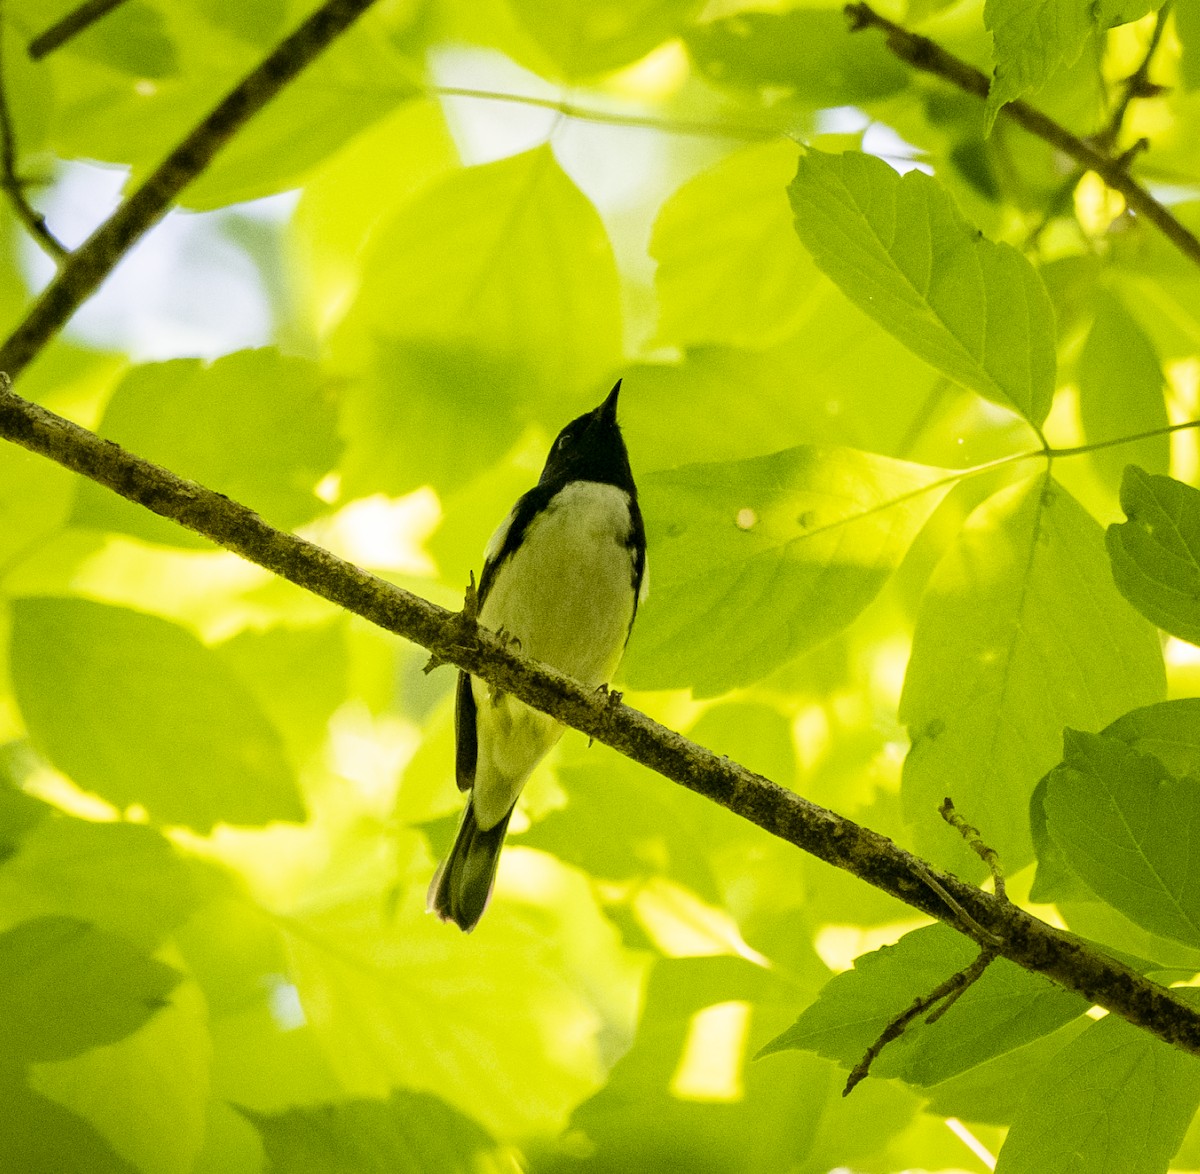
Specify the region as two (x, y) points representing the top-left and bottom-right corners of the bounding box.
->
(429, 380), (646, 931)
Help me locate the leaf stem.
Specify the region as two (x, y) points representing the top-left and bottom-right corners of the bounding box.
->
(1046, 417), (1200, 460)
(432, 85), (778, 140)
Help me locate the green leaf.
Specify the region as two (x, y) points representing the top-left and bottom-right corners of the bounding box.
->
(922, 1017), (1092, 1126)
(1078, 292), (1169, 484)
(518, 749), (725, 904)
(183, 0), (287, 46)
(176, 20), (419, 210)
(1044, 729), (1200, 948)
(286, 893), (624, 1137)
(49, 0), (179, 78)
(0, 1067), (138, 1174)
(759, 924), (1086, 1083)
(566, 956), (833, 1173)
(10, 598), (303, 831)
(788, 150), (1056, 427)
(623, 446), (953, 695)
(993, 1000), (1200, 1174)
(684, 10), (908, 105)
(1028, 773), (1095, 903)
(341, 340), (527, 498)
(1180, 0), (1200, 88)
(901, 475), (1165, 873)
(983, 0), (1095, 126)
(29, 980), (213, 1174)
(242, 1089), (496, 1174)
(1107, 467), (1200, 644)
(1102, 697), (1200, 777)
(651, 141), (823, 350)
(508, 0), (705, 77)
(72, 350), (339, 548)
(289, 98), (461, 335)
(1033, 699), (1200, 904)
(0, 765), (51, 864)
(0, 817), (205, 951)
(216, 621), (349, 765)
(0, 916), (179, 1064)
(347, 147), (621, 403)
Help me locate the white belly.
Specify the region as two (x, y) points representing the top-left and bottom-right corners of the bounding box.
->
(471, 481), (636, 827)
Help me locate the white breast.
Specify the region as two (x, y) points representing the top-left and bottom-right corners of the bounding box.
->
(470, 481), (638, 828)
(479, 481), (637, 685)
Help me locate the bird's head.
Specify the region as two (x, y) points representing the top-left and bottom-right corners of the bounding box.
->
(538, 380), (634, 491)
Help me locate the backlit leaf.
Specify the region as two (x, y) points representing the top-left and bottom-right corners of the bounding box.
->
(348, 147), (621, 404)
(684, 10), (908, 105)
(1078, 292), (1169, 485)
(994, 999), (1200, 1174)
(1044, 728), (1200, 947)
(10, 598), (303, 831)
(1107, 467), (1200, 644)
(242, 1089), (496, 1174)
(0, 916), (179, 1064)
(759, 923), (1086, 1083)
(72, 351), (339, 548)
(901, 475), (1165, 873)
(788, 150), (1056, 426)
(651, 141), (821, 350)
(624, 446), (952, 694)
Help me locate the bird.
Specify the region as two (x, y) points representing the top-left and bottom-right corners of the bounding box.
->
(428, 380), (646, 932)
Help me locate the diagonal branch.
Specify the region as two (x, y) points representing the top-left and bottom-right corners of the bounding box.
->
(845, 2), (1200, 272)
(2, 378), (1200, 1060)
(28, 0), (132, 60)
(0, 0), (1197, 1073)
(0, 0), (382, 381)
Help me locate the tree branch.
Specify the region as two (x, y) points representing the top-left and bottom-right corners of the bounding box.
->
(1, 380), (1200, 1059)
(0, 0), (1198, 1074)
(0, 5), (68, 262)
(0, 0), (382, 381)
(845, 2), (1200, 272)
(28, 0), (131, 60)
(1096, 0), (1171, 152)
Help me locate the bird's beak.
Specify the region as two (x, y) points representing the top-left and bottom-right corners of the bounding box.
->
(601, 379), (622, 422)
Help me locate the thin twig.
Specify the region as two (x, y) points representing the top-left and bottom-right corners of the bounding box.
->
(844, 2), (1200, 272)
(911, 858), (997, 943)
(1097, 1), (1172, 151)
(0, 6), (67, 261)
(28, 0), (130, 60)
(0, 0), (382, 381)
(940, 797), (1006, 902)
(844, 950), (997, 1095)
(2, 380), (1200, 1061)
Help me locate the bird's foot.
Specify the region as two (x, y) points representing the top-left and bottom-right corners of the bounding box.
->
(597, 682), (623, 709)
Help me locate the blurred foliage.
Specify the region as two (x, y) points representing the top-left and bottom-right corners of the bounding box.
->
(1, 0), (1200, 1169)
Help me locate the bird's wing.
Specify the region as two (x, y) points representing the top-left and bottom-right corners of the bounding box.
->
(456, 483), (558, 792)
(454, 670), (477, 791)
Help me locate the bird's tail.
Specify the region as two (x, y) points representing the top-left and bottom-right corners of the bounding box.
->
(427, 801), (514, 932)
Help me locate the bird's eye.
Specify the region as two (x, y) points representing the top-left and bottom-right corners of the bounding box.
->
(556, 434), (570, 450)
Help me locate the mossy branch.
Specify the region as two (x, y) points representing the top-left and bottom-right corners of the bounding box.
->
(0, 0), (1198, 1078)
(2, 379), (1200, 1061)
